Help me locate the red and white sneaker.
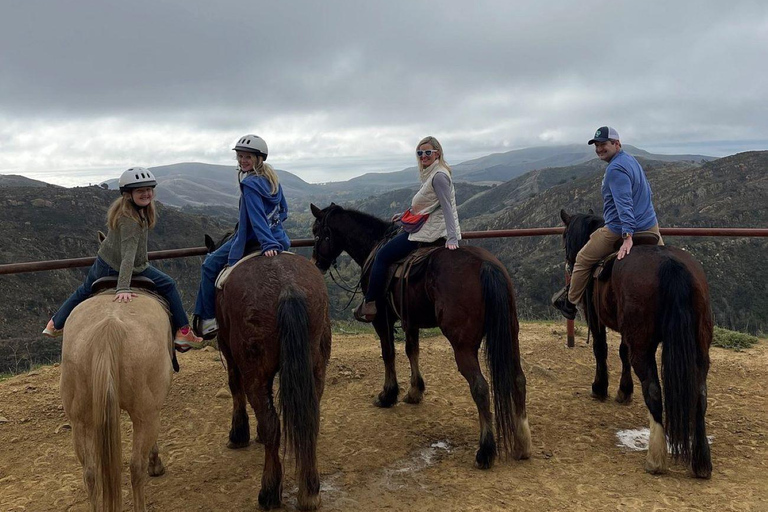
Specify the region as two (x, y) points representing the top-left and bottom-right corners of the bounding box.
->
(174, 326), (204, 353)
(42, 318), (63, 338)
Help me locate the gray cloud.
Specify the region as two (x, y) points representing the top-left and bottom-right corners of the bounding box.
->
(1, 0), (767, 184)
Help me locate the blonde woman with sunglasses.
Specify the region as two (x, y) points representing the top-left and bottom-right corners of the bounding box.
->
(354, 135), (461, 322)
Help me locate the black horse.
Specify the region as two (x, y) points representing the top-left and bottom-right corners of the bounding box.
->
(311, 203), (531, 469)
(560, 209), (713, 478)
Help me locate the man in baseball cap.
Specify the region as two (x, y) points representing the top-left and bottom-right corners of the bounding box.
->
(552, 126), (664, 319)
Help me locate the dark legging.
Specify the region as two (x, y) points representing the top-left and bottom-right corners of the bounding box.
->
(365, 231), (419, 302)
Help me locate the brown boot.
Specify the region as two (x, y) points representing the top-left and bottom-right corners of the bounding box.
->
(353, 300), (377, 322)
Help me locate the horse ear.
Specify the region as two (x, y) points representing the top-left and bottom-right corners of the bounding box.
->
(310, 203), (323, 219)
(588, 208), (594, 215)
(204, 234), (216, 252)
(560, 209), (571, 225)
(330, 202), (337, 207)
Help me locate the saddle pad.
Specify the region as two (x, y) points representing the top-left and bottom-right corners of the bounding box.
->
(215, 251), (295, 289)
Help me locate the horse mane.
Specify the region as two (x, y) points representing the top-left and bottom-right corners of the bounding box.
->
(565, 212), (605, 264)
(328, 204), (392, 238)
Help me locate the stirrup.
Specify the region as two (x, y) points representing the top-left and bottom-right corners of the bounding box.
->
(353, 301), (376, 323)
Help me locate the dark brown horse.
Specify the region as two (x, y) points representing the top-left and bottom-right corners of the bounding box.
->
(310, 203), (531, 469)
(215, 252), (332, 509)
(560, 209), (713, 478)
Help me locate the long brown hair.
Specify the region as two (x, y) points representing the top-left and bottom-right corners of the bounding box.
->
(106, 192), (157, 230)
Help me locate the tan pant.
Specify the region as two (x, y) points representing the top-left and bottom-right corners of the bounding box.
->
(568, 224), (663, 304)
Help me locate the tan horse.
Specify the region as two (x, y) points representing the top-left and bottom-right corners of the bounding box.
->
(60, 291), (173, 511)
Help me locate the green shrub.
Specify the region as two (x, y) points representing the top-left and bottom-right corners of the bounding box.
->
(712, 326), (759, 351)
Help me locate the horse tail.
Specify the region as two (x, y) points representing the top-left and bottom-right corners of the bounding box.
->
(90, 315), (125, 512)
(480, 261), (524, 457)
(658, 257), (701, 463)
(278, 286), (320, 494)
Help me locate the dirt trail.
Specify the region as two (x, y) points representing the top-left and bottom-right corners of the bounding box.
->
(1, 323), (766, 511)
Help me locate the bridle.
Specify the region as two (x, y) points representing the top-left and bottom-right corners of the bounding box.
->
(313, 207), (362, 309)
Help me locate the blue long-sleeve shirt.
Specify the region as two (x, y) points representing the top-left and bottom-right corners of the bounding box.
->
(228, 174), (290, 265)
(602, 150), (658, 237)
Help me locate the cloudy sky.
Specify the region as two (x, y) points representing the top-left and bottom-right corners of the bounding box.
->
(1, 1), (766, 186)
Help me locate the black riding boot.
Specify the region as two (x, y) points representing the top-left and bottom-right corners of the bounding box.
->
(551, 286), (577, 320)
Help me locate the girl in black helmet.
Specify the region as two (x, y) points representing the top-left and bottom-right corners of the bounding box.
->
(43, 167), (204, 352)
(192, 134), (290, 337)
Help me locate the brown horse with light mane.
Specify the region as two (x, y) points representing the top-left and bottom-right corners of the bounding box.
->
(60, 290), (172, 512)
(214, 251), (331, 510)
(311, 203), (531, 469)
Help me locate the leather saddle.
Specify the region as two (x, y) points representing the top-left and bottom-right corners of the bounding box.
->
(593, 232), (661, 281)
(92, 275), (157, 294)
(362, 237), (445, 322)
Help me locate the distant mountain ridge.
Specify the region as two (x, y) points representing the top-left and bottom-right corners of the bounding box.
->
(92, 145), (714, 209)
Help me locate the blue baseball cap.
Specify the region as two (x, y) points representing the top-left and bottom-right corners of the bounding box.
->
(588, 126), (620, 145)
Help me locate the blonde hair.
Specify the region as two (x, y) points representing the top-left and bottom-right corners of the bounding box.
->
(416, 136), (451, 175)
(238, 156), (280, 195)
(106, 192), (157, 230)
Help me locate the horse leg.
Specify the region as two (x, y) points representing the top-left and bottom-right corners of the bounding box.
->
(129, 416), (161, 512)
(372, 314), (399, 407)
(615, 339), (633, 404)
(147, 442), (165, 477)
(631, 343), (667, 474)
(590, 320), (609, 400)
(403, 326), (425, 404)
(71, 420), (98, 510)
(454, 347), (496, 469)
(221, 344), (250, 449)
(249, 381), (283, 510)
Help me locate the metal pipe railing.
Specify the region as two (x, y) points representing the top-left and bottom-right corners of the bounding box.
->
(1, 227), (767, 276)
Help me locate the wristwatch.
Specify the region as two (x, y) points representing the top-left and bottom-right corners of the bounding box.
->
(622, 232), (632, 239)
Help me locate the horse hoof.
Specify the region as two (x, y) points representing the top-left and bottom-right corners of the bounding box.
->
(373, 390), (398, 408)
(227, 439), (250, 450)
(373, 397), (395, 408)
(644, 460), (667, 475)
(297, 493), (321, 511)
(615, 391), (632, 404)
(474, 440), (496, 470)
(258, 488), (282, 510)
(148, 462), (165, 477)
(590, 389), (608, 401)
(402, 392), (422, 405)
(474, 454), (494, 470)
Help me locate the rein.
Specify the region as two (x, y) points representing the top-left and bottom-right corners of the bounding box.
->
(328, 262), (362, 311)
